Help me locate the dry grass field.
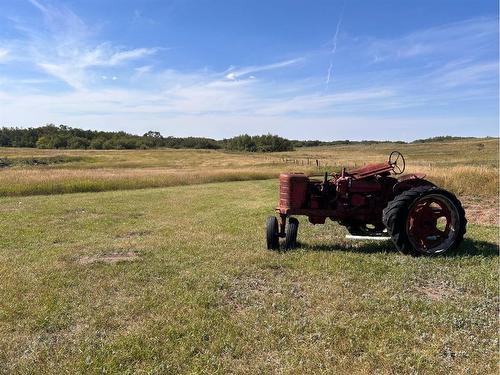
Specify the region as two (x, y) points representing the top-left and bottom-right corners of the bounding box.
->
(0, 138), (498, 198)
(0, 138), (498, 374)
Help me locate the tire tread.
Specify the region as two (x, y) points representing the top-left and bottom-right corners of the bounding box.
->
(382, 186), (466, 256)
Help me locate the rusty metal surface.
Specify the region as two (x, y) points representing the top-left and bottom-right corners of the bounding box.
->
(347, 162), (393, 179)
(278, 173), (308, 213)
(407, 195), (454, 252)
(275, 152), (432, 228)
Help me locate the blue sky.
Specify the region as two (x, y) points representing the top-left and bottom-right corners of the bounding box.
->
(0, 0), (498, 140)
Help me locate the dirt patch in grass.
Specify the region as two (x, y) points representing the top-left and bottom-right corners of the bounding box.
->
(415, 281), (464, 301)
(461, 196), (499, 226)
(77, 251), (139, 265)
(224, 274), (270, 311)
(221, 267), (309, 312)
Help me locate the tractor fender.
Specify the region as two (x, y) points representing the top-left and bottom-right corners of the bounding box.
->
(393, 173), (435, 194)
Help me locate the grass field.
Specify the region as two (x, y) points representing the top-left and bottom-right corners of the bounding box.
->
(0, 138), (498, 197)
(0, 139), (498, 374)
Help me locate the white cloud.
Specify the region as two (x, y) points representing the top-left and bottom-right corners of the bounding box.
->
(9, 1), (159, 89)
(0, 48), (9, 63)
(0, 88), (494, 140)
(433, 61), (499, 88)
(107, 48), (158, 66)
(38, 62), (87, 89)
(28, 0), (49, 13)
(136, 65), (151, 73)
(366, 17), (498, 62)
(224, 58), (302, 80)
(240, 89), (395, 117)
(33, 43), (158, 89)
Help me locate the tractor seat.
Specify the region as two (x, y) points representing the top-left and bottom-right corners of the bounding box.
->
(347, 162), (393, 179)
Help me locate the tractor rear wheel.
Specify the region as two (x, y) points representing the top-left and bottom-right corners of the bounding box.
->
(382, 186), (466, 256)
(284, 217), (299, 250)
(266, 216), (280, 250)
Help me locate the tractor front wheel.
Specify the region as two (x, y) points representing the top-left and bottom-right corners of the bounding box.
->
(382, 186), (466, 256)
(284, 217), (299, 250)
(266, 216), (280, 250)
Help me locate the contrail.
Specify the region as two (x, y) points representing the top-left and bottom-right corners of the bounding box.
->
(330, 9), (343, 55)
(325, 61), (333, 85)
(325, 3), (345, 87)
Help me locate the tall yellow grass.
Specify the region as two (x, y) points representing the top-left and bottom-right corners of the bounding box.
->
(0, 138), (497, 197)
(0, 167), (282, 196)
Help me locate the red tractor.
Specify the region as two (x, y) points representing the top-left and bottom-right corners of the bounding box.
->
(266, 152), (466, 256)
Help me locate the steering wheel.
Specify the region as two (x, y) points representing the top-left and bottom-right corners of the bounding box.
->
(389, 151), (405, 175)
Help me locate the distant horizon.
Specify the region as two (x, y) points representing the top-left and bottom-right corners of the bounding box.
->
(1, 123), (497, 143)
(0, 1), (498, 140)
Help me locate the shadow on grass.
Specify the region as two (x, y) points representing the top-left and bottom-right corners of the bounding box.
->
(446, 238), (499, 257)
(299, 240), (395, 255)
(297, 238), (499, 257)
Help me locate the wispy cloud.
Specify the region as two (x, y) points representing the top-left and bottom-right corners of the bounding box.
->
(0, 87), (489, 140)
(0, 48), (9, 63)
(132, 9), (156, 25)
(134, 65), (153, 77)
(8, 0), (159, 89)
(106, 48), (157, 65)
(432, 60), (498, 88)
(225, 58), (302, 80)
(27, 0), (86, 37)
(365, 17), (498, 63)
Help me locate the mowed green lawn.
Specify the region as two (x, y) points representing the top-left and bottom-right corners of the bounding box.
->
(0, 180), (498, 374)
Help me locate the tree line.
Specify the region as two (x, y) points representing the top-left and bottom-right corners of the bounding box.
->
(0, 125), (294, 152)
(0, 124), (484, 152)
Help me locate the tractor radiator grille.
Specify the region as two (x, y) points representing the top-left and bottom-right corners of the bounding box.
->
(278, 173), (308, 210)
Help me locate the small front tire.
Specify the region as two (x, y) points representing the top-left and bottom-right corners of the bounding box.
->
(266, 216), (280, 250)
(284, 217), (299, 250)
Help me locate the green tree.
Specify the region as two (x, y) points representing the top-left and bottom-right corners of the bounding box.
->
(36, 136), (53, 149)
(68, 136), (90, 149)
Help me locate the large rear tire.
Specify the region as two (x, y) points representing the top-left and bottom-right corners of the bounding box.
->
(266, 216), (280, 250)
(284, 217), (299, 250)
(382, 186), (466, 256)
